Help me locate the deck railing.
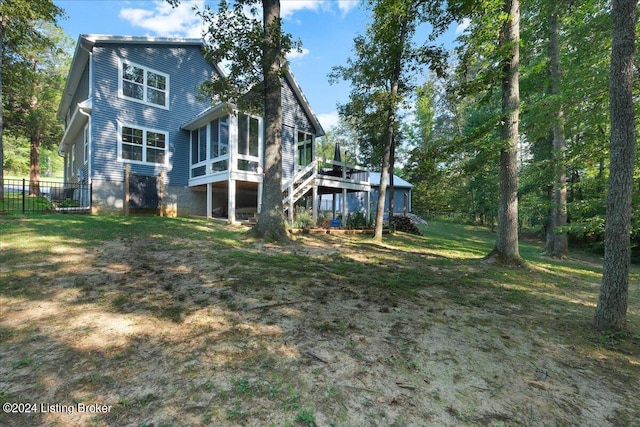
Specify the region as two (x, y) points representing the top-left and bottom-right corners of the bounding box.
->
(317, 159), (369, 184)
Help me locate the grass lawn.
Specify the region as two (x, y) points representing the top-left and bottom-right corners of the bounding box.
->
(0, 214), (638, 426)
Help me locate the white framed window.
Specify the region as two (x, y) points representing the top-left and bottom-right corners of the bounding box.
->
(210, 116), (229, 159)
(190, 117), (230, 178)
(83, 124), (89, 164)
(117, 122), (168, 165)
(118, 59), (169, 109)
(70, 147), (75, 177)
(297, 131), (313, 167)
(237, 114), (260, 172)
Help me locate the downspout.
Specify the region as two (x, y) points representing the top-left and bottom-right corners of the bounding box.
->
(78, 107), (91, 184)
(79, 43), (94, 185)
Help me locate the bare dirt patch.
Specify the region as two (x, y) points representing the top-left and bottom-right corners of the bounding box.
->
(1, 221), (639, 426)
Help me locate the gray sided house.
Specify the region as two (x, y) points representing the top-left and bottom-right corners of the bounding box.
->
(369, 173), (413, 215)
(325, 172), (413, 219)
(57, 35), (371, 223)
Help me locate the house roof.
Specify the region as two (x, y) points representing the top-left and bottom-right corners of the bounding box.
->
(181, 103), (232, 131)
(58, 34), (325, 137)
(58, 98), (92, 155)
(369, 172), (413, 189)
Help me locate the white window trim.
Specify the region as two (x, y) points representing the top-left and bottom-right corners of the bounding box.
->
(117, 59), (170, 110)
(117, 121), (169, 166)
(83, 124), (90, 165)
(70, 147), (76, 177)
(296, 129), (314, 171)
(237, 113), (261, 160)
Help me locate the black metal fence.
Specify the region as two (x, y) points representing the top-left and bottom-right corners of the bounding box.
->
(1, 178), (92, 214)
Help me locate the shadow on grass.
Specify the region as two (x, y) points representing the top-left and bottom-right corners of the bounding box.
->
(1, 215), (639, 425)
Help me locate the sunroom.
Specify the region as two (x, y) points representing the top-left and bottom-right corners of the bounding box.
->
(182, 103), (264, 223)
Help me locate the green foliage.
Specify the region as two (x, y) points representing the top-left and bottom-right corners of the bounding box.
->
(329, 0), (447, 170)
(197, 0), (301, 115)
(3, 17), (70, 147)
(402, 0), (638, 264)
(3, 133), (63, 177)
(346, 211), (369, 229)
(294, 409), (316, 426)
(1, 0), (67, 188)
(290, 207), (314, 229)
(2, 134), (31, 175)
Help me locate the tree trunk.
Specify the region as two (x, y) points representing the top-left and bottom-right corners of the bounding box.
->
(549, 11), (568, 258)
(388, 135), (395, 216)
(254, 0), (288, 241)
(594, 0), (636, 332)
(29, 136), (41, 196)
(544, 185), (554, 254)
(489, 0), (521, 264)
(374, 92), (395, 242)
(373, 21), (406, 242)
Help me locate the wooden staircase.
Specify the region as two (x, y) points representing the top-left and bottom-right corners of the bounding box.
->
(282, 160), (317, 216)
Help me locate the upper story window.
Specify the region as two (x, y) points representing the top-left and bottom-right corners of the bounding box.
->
(119, 60), (169, 109)
(297, 131), (313, 167)
(118, 122), (168, 165)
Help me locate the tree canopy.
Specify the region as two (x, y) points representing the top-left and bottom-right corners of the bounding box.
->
(1, 0), (65, 196)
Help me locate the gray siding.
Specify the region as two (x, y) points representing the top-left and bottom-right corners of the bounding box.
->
(282, 78), (315, 134)
(281, 78), (318, 180)
(370, 187), (412, 214)
(282, 125), (295, 181)
(69, 63), (90, 122)
(90, 43), (215, 187)
(328, 188), (411, 215)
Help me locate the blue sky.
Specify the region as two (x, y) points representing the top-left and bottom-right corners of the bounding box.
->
(54, 0), (463, 131)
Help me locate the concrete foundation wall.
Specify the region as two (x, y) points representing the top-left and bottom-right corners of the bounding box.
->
(91, 179), (206, 217)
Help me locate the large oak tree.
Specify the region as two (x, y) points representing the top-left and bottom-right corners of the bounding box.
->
(185, 0), (299, 240)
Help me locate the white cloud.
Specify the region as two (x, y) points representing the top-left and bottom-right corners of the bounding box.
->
(119, 0), (356, 38)
(455, 18), (471, 35)
(119, 0), (206, 38)
(287, 47), (310, 60)
(337, 0), (358, 17)
(280, 0), (356, 20)
(317, 111), (340, 131)
(280, 0), (326, 19)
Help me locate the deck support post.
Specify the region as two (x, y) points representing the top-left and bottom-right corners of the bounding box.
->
(206, 182), (212, 219)
(289, 182), (294, 224)
(228, 178), (236, 224)
(312, 184), (318, 225)
(332, 193), (337, 219)
(366, 190), (371, 226)
(342, 188), (347, 227)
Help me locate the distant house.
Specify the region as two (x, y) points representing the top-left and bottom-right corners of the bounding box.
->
(322, 172), (413, 219)
(57, 35), (370, 223)
(370, 173), (413, 214)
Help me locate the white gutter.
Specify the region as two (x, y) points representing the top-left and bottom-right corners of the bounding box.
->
(78, 107), (92, 184)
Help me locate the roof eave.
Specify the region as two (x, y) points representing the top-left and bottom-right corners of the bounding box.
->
(57, 35), (93, 121)
(181, 102), (235, 131)
(57, 100), (92, 156)
(284, 68), (325, 137)
(57, 35), (214, 121)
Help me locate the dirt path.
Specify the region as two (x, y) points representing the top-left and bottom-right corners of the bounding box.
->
(1, 229), (638, 426)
